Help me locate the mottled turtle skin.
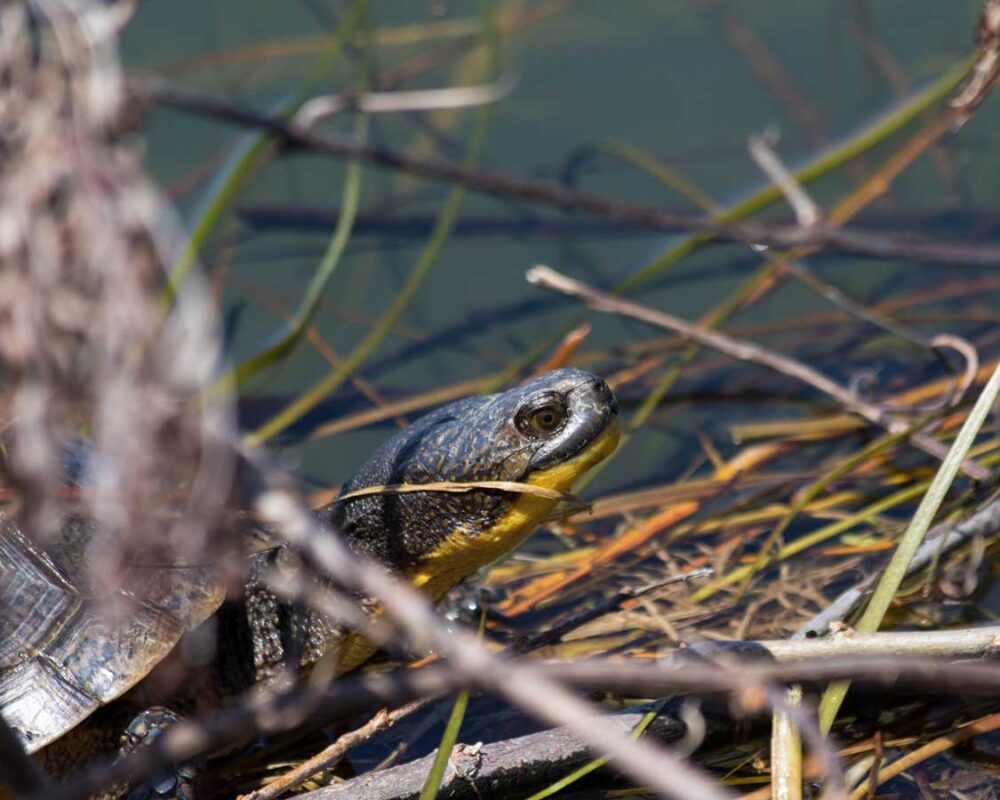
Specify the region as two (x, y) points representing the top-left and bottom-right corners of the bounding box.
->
(331, 367), (618, 572)
(0, 368), (619, 784)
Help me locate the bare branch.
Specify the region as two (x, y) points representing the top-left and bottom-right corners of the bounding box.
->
(131, 78), (1000, 268)
(526, 265), (990, 481)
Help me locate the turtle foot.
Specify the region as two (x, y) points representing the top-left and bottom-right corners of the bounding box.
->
(119, 707), (197, 800)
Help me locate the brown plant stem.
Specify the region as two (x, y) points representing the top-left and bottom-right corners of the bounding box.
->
(527, 266), (990, 481)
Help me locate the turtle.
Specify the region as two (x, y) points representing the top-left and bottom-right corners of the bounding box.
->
(0, 367), (619, 797)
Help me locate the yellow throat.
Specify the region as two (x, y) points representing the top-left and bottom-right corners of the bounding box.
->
(409, 417), (620, 602)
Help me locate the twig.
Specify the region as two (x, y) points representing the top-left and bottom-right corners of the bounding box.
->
(782, 261), (949, 362)
(748, 133), (822, 228)
(928, 333), (979, 408)
(745, 625), (1000, 661)
(130, 78), (1000, 268)
(951, 0), (1000, 125)
(516, 568), (714, 651)
(502, 502), (702, 616)
(239, 703), (424, 800)
(294, 71), (517, 127)
(526, 265), (990, 481)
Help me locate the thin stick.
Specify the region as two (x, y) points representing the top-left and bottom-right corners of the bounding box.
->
(747, 625), (1000, 661)
(517, 568), (715, 651)
(770, 687), (804, 800)
(527, 265), (989, 481)
(132, 61), (1000, 268)
(748, 133), (821, 228)
(239, 705), (418, 800)
(847, 712), (1000, 800)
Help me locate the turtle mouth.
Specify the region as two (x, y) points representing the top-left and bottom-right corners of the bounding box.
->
(530, 375), (619, 471)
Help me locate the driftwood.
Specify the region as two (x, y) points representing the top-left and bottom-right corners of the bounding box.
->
(304, 700), (698, 800)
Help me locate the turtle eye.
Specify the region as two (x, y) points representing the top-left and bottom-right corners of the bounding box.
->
(516, 394), (568, 438)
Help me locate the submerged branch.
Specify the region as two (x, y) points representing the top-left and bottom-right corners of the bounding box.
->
(133, 77), (1000, 268)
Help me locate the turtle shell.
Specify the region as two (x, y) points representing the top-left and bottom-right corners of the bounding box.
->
(0, 515), (225, 753)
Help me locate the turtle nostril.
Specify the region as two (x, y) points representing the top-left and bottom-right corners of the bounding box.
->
(588, 376), (618, 415)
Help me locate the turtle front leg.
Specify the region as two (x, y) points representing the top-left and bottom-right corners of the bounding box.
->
(118, 707), (197, 800)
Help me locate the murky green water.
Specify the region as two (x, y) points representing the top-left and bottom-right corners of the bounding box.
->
(122, 0), (997, 493)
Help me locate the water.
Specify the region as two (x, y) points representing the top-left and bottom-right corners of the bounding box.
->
(122, 0), (995, 484)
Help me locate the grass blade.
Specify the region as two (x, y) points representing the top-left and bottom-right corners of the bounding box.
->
(418, 691), (471, 800)
(219, 94), (369, 391)
(818, 363), (1000, 733)
(418, 602), (488, 800)
(165, 0), (368, 298)
(246, 1), (498, 445)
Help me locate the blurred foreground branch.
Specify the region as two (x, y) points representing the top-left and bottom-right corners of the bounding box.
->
(301, 627), (1000, 800)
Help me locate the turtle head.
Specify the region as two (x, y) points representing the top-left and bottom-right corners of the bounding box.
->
(328, 369), (619, 573)
(474, 367), (620, 480)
